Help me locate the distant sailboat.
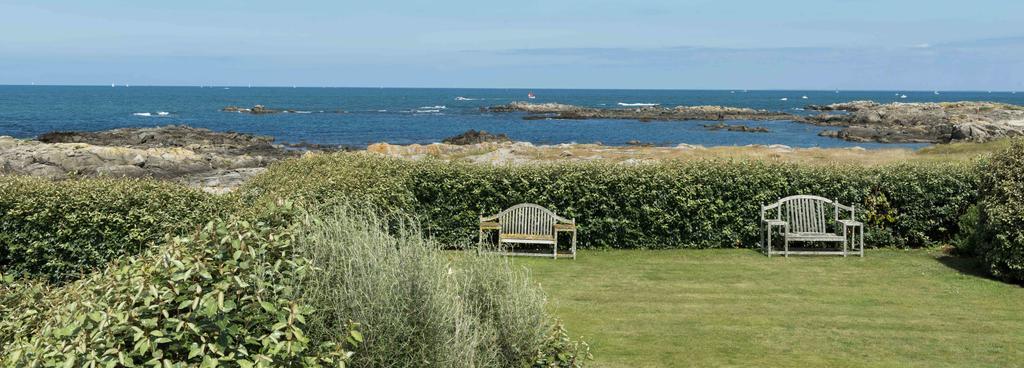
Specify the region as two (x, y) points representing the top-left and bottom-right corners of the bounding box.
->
(900, 94), (908, 99)
(933, 91), (939, 95)
(780, 97), (788, 101)
(801, 95), (808, 99)
(527, 92), (536, 99)
(111, 82), (115, 88)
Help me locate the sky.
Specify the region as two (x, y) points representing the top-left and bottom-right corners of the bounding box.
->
(1, 0), (1022, 90)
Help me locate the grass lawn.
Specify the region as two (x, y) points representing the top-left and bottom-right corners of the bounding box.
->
(515, 249), (1024, 367)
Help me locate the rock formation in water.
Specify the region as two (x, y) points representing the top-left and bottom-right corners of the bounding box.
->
(487, 101), (796, 121)
(804, 101), (1024, 143)
(442, 129), (511, 145)
(221, 105), (280, 114)
(702, 123), (770, 133)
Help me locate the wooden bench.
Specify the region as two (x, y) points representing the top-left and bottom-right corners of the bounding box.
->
(760, 195), (864, 257)
(479, 203), (577, 259)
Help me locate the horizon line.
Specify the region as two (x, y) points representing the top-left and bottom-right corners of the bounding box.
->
(0, 84), (1017, 93)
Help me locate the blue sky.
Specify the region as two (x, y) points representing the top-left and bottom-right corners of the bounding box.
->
(1, 0), (1022, 90)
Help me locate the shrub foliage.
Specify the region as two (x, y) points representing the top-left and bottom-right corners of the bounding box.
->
(0, 202), (357, 366)
(243, 153), (979, 249)
(296, 206), (588, 367)
(0, 176), (224, 282)
(974, 139), (1024, 283)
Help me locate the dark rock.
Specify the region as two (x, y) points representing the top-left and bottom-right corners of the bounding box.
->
(626, 140), (655, 147)
(442, 130), (511, 145)
(703, 123), (770, 133)
(221, 104), (280, 114)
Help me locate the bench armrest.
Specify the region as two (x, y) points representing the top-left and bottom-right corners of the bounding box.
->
(837, 220), (863, 227)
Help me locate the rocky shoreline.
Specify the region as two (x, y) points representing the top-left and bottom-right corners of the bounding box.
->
(489, 101), (1024, 143)
(804, 101), (1024, 143)
(0, 126), (317, 193)
(487, 101), (795, 122)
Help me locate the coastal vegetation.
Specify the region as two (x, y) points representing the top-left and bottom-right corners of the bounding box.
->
(242, 153), (979, 249)
(2, 132), (1024, 365)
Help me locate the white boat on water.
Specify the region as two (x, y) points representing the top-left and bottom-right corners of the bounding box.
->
(900, 94), (908, 99)
(527, 92), (536, 99)
(801, 95), (808, 99)
(779, 97), (788, 101)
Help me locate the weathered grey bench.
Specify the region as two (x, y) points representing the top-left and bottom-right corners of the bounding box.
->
(479, 203), (577, 259)
(760, 195), (864, 257)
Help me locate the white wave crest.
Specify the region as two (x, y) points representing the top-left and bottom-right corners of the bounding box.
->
(419, 105), (447, 109)
(132, 112), (152, 117)
(617, 102), (660, 107)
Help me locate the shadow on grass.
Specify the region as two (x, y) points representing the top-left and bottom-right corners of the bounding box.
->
(934, 254), (998, 281)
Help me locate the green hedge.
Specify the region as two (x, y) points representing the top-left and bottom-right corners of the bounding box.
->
(242, 153), (979, 249)
(0, 176), (225, 283)
(974, 139), (1024, 283)
(0, 203), (357, 366)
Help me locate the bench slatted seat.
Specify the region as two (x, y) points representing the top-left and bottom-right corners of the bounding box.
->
(479, 203), (576, 259)
(760, 195), (864, 257)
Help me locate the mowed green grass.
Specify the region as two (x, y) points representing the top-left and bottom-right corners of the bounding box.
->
(515, 249), (1024, 367)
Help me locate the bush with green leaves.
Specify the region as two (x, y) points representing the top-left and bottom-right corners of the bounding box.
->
(242, 153), (979, 249)
(295, 206), (588, 368)
(973, 139), (1024, 283)
(0, 176), (226, 283)
(0, 202), (358, 366)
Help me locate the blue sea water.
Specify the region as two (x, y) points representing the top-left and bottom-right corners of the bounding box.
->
(2, 86), (1022, 149)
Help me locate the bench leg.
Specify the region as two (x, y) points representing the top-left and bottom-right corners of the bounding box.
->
(843, 226), (848, 257)
(571, 230), (577, 260)
(553, 235), (558, 260)
(784, 235), (789, 258)
(766, 225), (772, 258)
(859, 226), (865, 257)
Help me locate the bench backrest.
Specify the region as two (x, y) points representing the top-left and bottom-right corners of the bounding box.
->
(767, 195), (840, 234)
(497, 203), (558, 236)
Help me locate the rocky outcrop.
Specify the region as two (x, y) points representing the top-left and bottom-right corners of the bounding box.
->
(804, 101), (1024, 143)
(2, 126), (308, 193)
(37, 125), (285, 156)
(487, 101), (795, 122)
(221, 105), (279, 114)
(442, 130), (511, 145)
(703, 123), (770, 133)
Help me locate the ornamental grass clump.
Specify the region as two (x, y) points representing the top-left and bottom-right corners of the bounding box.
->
(296, 205), (588, 368)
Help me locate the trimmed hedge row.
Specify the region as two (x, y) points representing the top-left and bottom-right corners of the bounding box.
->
(242, 153), (980, 249)
(0, 176), (226, 283)
(974, 139), (1024, 283)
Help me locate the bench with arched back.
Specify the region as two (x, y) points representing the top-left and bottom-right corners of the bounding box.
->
(761, 195), (864, 257)
(479, 203), (577, 259)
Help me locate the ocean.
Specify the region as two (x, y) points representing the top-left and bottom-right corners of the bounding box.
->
(2, 86), (1021, 149)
